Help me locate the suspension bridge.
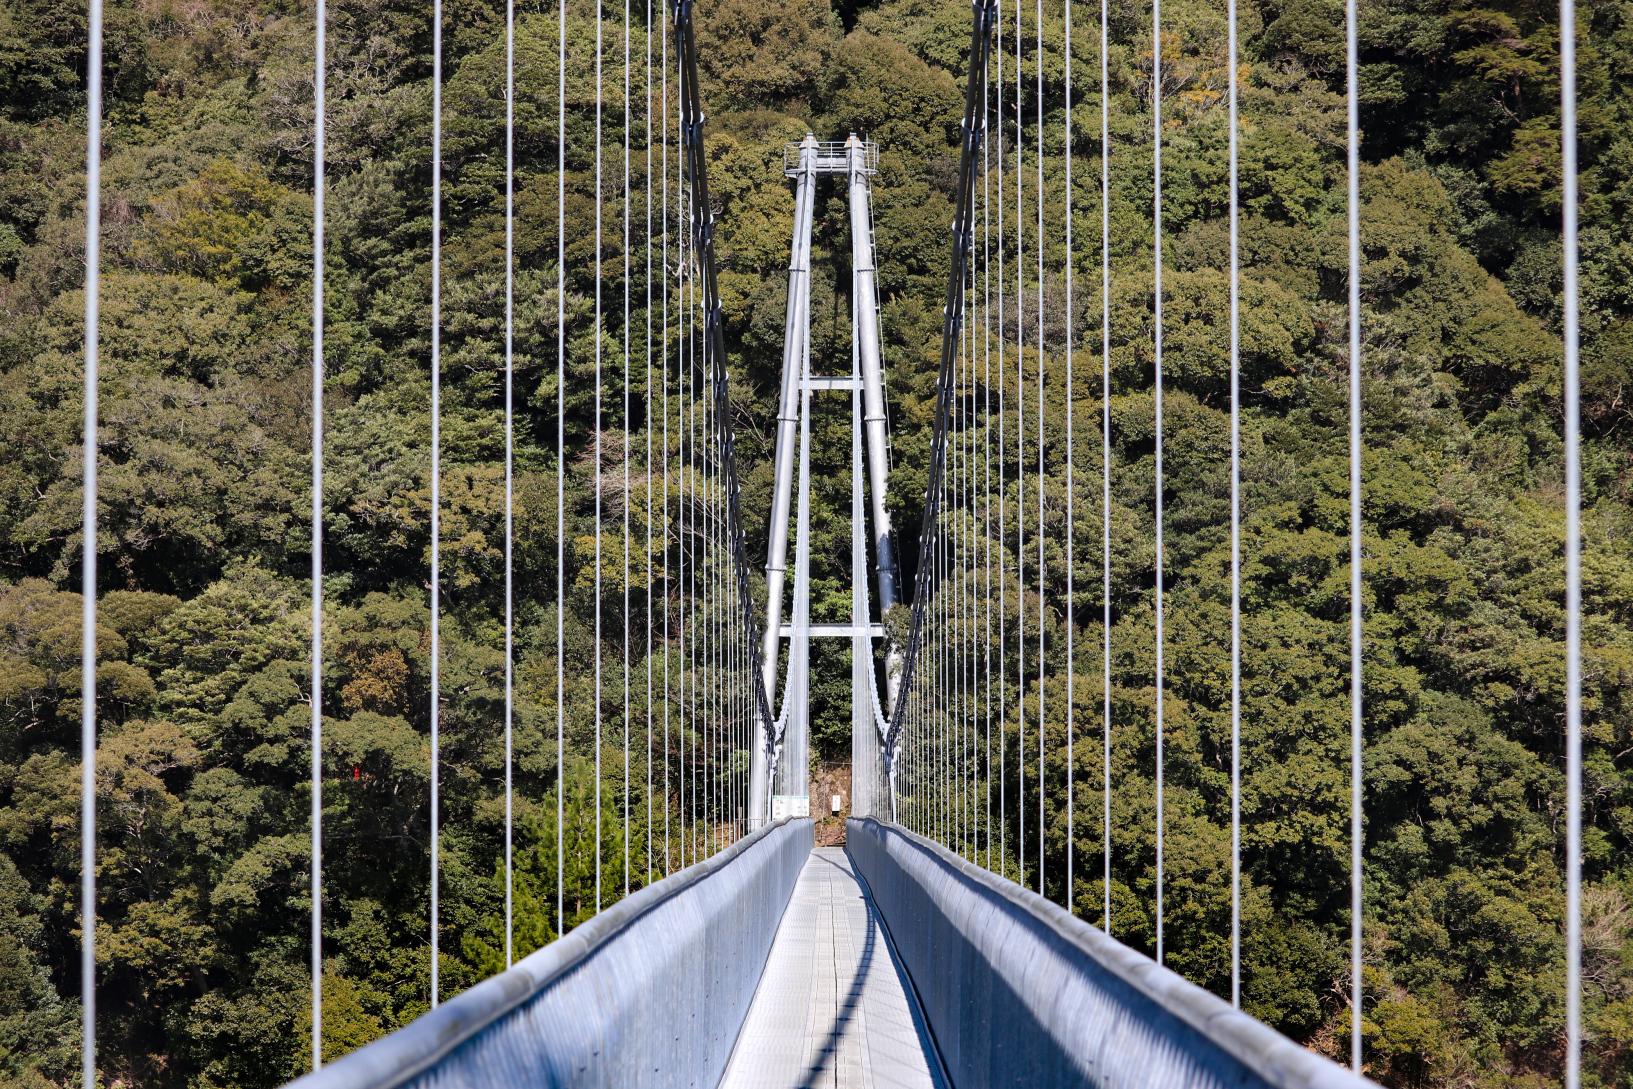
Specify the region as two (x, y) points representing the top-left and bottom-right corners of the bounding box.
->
(65, 0), (1590, 1083)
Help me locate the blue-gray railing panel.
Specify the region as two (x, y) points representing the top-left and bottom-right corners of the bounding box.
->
(847, 817), (1377, 1089)
(285, 819), (811, 1089)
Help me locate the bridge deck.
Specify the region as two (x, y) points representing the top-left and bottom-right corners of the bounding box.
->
(719, 846), (946, 1089)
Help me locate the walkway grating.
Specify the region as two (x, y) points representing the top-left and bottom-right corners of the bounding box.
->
(718, 847), (947, 1089)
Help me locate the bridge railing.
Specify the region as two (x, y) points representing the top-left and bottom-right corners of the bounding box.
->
(284, 819), (811, 1089)
(848, 818), (1377, 1089)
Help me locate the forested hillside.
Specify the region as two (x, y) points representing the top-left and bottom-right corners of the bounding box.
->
(0, 0), (1629, 1085)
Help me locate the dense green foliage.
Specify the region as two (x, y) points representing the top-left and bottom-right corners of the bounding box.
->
(0, 0), (1628, 1085)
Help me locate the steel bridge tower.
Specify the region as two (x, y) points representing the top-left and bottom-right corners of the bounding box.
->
(747, 133), (901, 828)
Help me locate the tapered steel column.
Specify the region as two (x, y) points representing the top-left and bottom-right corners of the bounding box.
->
(749, 135), (818, 829)
(846, 135), (905, 714)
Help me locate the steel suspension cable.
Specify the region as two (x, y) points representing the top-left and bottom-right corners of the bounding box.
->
(1561, 0), (1582, 1080)
(1099, 0), (1112, 937)
(1035, 0), (1046, 898)
(707, 346), (717, 851)
(1014, 0), (1027, 888)
(1227, 0), (1242, 1007)
(1064, 0), (1076, 915)
(684, 189), (695, 864)
(957, 212), (968, 852)
(678, 161), (689, 868)
(81, 2), (103, 1082)
(623, 0), (633, 899)
(953, 251), (965, 849)
(429, 0), (443, 1005)
(555, 0), (567, 935)
(960, 223), (973, 848)
(982, 54), (995, 870)
(669, 0), (777, 852)
(309, 0), (326, 1060)
(660, 10), (672, 874)
(594, 0), (604, 914)
(1344, 0), (1362, 1059)
(503, 0), (516, 969)
(644, 0), (655, 887)
(948, 451), (955, 845)
(883, 0), (997, 832)
(1152, 0), (1167, 966)
(996, 4), (1009, 874)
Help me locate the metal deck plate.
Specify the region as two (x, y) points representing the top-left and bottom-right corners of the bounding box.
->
(718, 847), (946, 1089)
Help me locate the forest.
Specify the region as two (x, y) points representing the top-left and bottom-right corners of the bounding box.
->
(0, 0), (1630, 1085)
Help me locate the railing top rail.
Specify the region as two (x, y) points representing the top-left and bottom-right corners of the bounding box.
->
(852, 818), (1378, 1089)
(283, 819), (804, 1089)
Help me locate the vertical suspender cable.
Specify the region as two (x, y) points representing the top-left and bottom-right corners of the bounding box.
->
(429, 0), (443, 1007)
(676, 168), (687, 869)
(703, 340), (713, 851)
(1035, 0), (1046, 897)
(948, 423), (954, 843)
(593, 0), (604, 914)
(1344, 0), (1364, 1060)
(1014, 0), (1027, 882)
(959, 238), (968, 850)
(623, 0), (633, 898)
(713, 378), (721, 850)
(1560, 0), (1582, 1074)
(660, 12), (672, 873)
(883, 0), (995, 838)
(1099, 0), (1112, 938)
(656, 8), (669, 875)
(1152, 0), (1166, 966)
(81, 3), (103, 1083)
(982, 49), (994, 870)
(309, 0), (326, 1061)
(645, 0), (655, 884)
(556, 0), (567, 935)
(969, 232), (979, 852)
(503, 0), (516, 969)
(670, 0), (775, 852)
(689, 147), (698, 864)
(1227, 0), (1242, 1007)
(996, 5), (1008, 874)
(1064, 0), (1075, 914)
(680, 170), (691, 865)
(954, 254), (964, 848)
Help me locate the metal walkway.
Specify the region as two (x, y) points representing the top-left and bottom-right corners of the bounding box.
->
(719, 847), (946, 1089)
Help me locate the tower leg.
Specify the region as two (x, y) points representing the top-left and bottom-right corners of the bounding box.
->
(847, 136), (905, 716)
(748, 135), (817, 830)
